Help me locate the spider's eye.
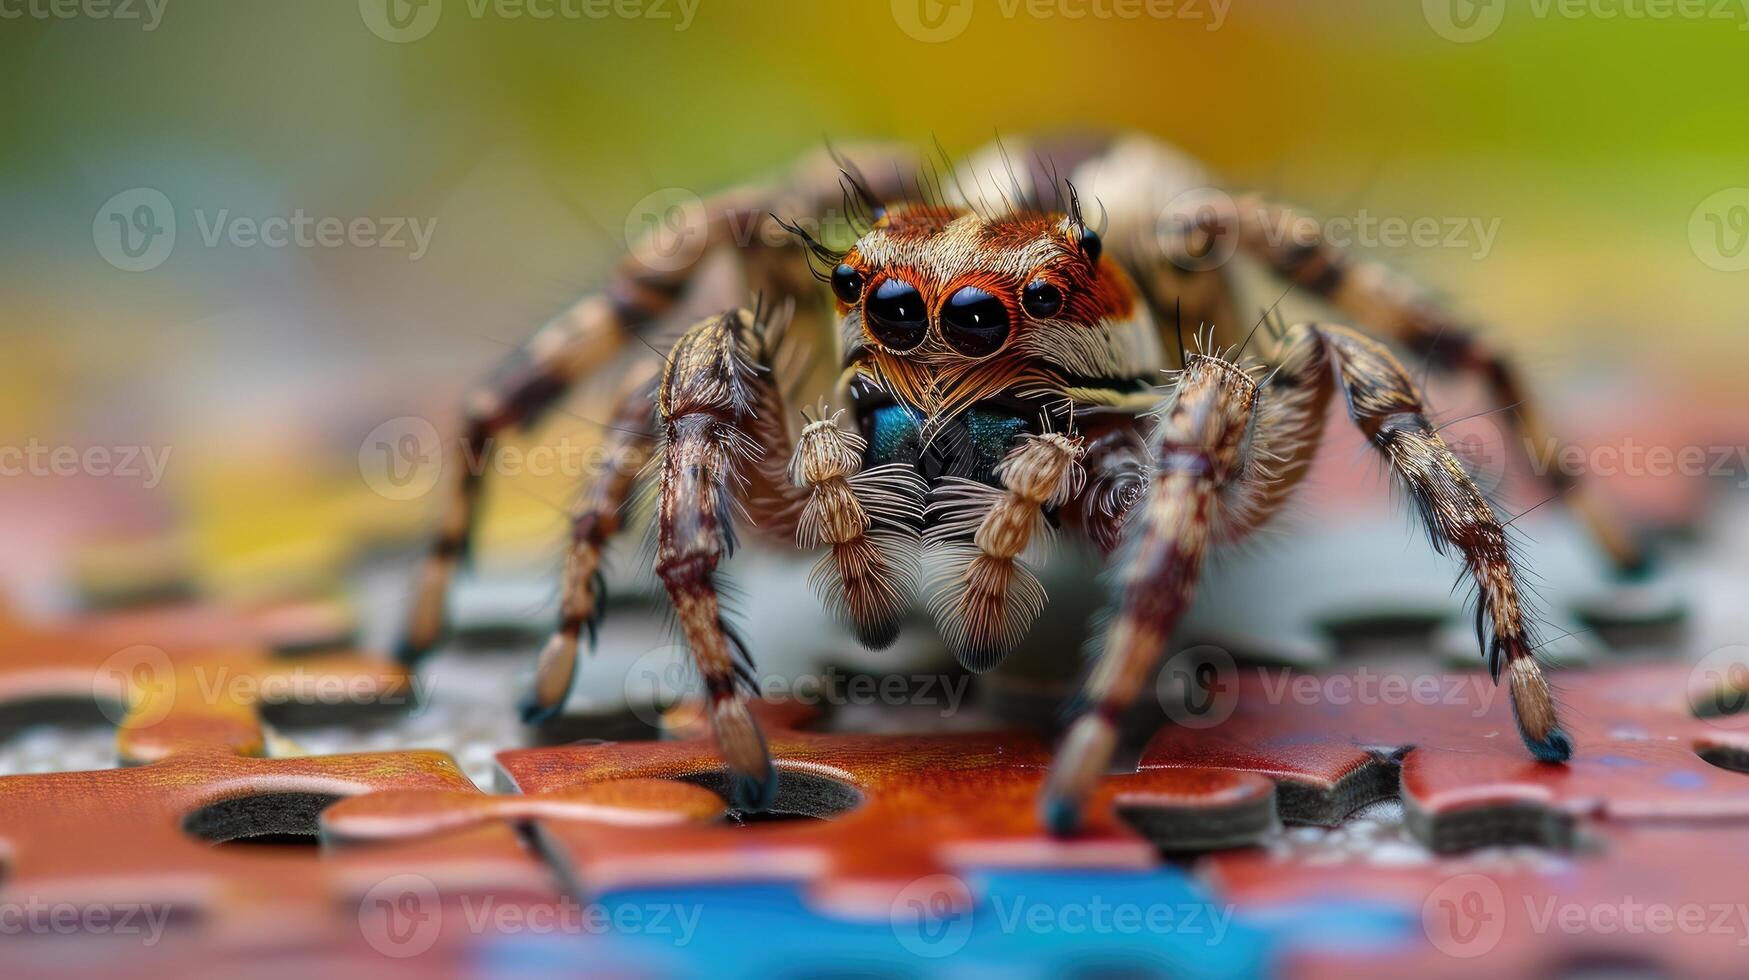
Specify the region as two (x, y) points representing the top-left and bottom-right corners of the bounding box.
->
(1021, 280), (1063, 319)
(865, 277), (927, 351)
(940, 285), (1010, 358)
(1078, 227), (1102, 264)
(831, 263), (863, 304)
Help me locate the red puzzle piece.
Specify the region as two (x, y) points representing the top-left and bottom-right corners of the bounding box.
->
(0, 598), (410, 762)
(1214, 822), (1749, 980)
(1140, 662), (1749, 849)
(439, 703), (1280, 920)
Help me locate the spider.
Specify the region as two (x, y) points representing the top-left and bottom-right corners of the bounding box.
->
(396, 133), (1645, 834)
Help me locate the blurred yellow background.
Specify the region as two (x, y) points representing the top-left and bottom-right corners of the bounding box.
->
(0, 0), (1744, 598)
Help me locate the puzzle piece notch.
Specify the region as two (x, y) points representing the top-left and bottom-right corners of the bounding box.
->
(1138, 662), (1749, 852)
(0, 747), (539, 945)
(0, 598), (415, 764)
(469, 701), (1282, 921)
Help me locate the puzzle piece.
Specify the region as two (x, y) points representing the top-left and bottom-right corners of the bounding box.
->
(1211, 822), (1749, 980)
(370, 702), (1277, 921)
(0, 597), (409, 762)
(0, 749), (481, 941)
(476, 869), (1295, 980)
(1140, 660), (1749, 850)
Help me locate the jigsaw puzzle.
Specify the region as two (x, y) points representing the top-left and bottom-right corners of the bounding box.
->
(7, 5), (1749, 978)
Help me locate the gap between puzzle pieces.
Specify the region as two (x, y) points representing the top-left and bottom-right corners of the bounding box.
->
(0, 596), (411, 761)
(323, 701), (1280, 922)
(1142, 660), (1749, 851)
(1210, 821), (1749, 980)
(0, 748), (546, 944)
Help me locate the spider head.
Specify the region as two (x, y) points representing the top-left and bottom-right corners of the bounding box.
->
(828, 205), (1138, 362)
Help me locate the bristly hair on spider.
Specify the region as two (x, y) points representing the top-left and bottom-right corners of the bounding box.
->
(402, 131), (1646, 831)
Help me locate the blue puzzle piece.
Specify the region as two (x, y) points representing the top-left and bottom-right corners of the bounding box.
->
(475, 868), (1277, 979)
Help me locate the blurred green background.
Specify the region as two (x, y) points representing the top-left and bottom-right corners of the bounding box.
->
(0, 0), (1744, 596)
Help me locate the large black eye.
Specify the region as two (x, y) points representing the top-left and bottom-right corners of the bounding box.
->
(865, 277), (927, 351)
(831, 263), (863, 304)
(1078, 227), (1102, 264)
(940, 285), (1010, 358)
(1021, 280), (1063, 319)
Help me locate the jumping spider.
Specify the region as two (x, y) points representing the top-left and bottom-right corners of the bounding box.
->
(398, 134), (1643, 833)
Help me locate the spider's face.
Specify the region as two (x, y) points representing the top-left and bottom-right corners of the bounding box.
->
(829, 206), (1138, 363)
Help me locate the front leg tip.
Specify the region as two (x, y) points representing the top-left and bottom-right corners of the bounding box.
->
(1040, 714), (1116, 837)
(394, 632), (438, 665)
(1521, 724), (1574, 764)
(713, 697), (778, 812)
(518, 692), (563, 727)
(728, 766), (780, 813)
(1508, 658), (1573, 764)
(1040, 791), (1084, 838)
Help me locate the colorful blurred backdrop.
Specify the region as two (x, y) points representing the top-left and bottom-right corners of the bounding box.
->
(1, 0), (1744, 606)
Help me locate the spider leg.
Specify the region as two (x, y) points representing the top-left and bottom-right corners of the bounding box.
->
(523, 362), (660, 724)
(1043, 323), (1571, 835)
(1289, 322), (1570, 759)
(1232, 195), (1644, 575)
(924, 433), (1085, 671)
(399, 191), (837, 663)
(1042, 353), (1264, 835)
(399, 209), (749, 663)
(653, 308), (799, 810)
(790, 413), (926, 649)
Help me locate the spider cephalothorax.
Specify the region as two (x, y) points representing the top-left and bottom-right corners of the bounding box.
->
(398, 134), (1641, 834)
